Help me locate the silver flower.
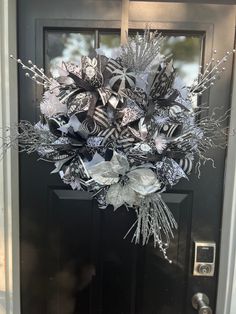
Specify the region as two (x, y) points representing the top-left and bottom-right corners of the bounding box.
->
(86, 151), (161, 209)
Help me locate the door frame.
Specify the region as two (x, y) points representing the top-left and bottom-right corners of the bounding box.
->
(216, 45), (236, 314)
(0, 0), (20, 313)
(0, 0), (236, 313)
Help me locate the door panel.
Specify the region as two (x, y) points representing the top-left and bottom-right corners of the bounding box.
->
(17, 1), (235, 314)
(46, 189), (192, 314)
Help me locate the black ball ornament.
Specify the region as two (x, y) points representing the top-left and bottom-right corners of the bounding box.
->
(109, 68), (136, 92)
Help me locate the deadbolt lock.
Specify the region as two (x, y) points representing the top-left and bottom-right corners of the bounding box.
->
(198, 264), (212, 275)
(193, 242), (216, 276)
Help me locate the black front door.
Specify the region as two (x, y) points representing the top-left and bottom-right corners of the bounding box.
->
(17, 1), (235, 313)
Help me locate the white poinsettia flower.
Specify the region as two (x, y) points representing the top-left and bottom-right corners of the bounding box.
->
(86, 151), (129, 186)
(153, 115), (170, 125)
(40, 91), (67, 117)
(154, 134), (167, 154)
(106, 184), (137, 210)
(126, 168), (161, 195)
(86, 151), (161, 209)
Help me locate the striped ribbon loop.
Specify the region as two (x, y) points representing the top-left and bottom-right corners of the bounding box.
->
(160, 123), (181, 138)
(150, 62), (176, 101)
(81, 119), (100, 136)
(97, 87), (113, 106)
(93, 106), (110, 128)
(105, 59), (123, 74)
(178, 157), (193, 174)
(97, 122), (136, 152)
(117, 137), (135, 152)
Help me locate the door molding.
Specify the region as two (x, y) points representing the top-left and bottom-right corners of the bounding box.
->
(217, 40), (236, 314)
(0, 0), (20, 313)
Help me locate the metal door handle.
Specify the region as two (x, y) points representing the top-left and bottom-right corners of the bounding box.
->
(192, 293), (213, 314)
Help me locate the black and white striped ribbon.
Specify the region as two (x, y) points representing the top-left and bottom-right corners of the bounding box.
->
(105, 59), (123, 74)
(93, 106), (110, 128)
(81, 119), (100, 136)
(160, 123), (181, 138)
(97, 124), (135, 151)
(178, 157), (193, 174)
(97, 87), (112, 106)
(150, 64), (176, 100)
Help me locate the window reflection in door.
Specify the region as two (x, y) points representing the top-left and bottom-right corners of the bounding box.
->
(45, 30), (202, 88)
(99, 32), (121, 58)
(45, 30), (121, 77)
(161, 35), (202, 86)
(45, 31), (95, 77)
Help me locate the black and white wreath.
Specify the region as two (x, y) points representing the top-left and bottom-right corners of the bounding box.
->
(3, 29), (235, 262)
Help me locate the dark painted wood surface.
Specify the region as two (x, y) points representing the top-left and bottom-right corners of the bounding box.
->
(17, 1), (234, 313)
(131, 0), (235, 4)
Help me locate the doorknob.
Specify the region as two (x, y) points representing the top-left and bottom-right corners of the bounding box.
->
(192, 293), (213, 314)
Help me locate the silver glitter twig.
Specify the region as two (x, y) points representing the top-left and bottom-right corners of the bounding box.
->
(124, 193), (177, 263)
(120, 28), (166, 73)
(191, 49), (235, 96)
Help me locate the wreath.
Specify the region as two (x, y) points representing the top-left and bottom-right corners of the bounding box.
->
(4, 29), (234, 262)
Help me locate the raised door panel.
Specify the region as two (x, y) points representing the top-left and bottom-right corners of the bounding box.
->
(45, 190), (192, 314)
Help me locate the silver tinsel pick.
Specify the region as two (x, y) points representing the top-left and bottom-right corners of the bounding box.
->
(0, 121), (57, 158)
(124, 193), (178, 263)
(120, 28), (166, 73)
